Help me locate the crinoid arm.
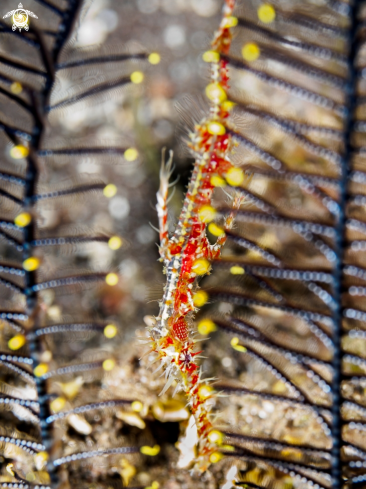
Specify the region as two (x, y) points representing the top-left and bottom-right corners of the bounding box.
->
(150, 0), (366, 485)
(0, 2), (164, 487)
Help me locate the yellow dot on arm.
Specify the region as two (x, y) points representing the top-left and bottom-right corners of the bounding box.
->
(226, 167), (244, 186)
(103, 184), (117, 198)
(231, 337), (247, 352)
(10, 145), (29, 159)
(124, 147), (138, 161)
(102, 358), (116, 371)
(140, 445), (160, 456)
(242, 42), (260, 62)
(131, 400), (143, 412)
(192, 258), (210, 275)
(258, 4), (276, 23)
(105, 273), (119, 286)
(221, 444), (235, 452)
(14, 212), (32, 227)
(11, 82), (22, 94)
(230, 265), (245, 275)
(222, 16), (238, 28)
(208, 223), (225, 237)
(210, 175), (226, 187)
(207, 121), (226, 135)
(193, 290), (209, 307)
(108, 236), (122, 250)
(23, 257), (40, 271)
(148, 52), (161, 64)
(130, 71), (144, 84)
(221, 100), (236, 112)
(104, 324), (117, 338)
(205, 83), (227, 104)
(198, 384), (214, 399)
(197, 318), (216, 335)
(8, 334), (26, 350)
(50, 397), (66, 413)
(198, 205), (217, 223)
(145, 482), (160, 489)
(34, 363), (48, 377)
(209, 452), (224, 463)
(34, 451), (49, 469)
(202, 50), (220, 63)
(208, 430), (224, 444)
(36, 451), (48, 462)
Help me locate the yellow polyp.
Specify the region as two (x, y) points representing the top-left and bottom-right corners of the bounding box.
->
(140, 445), (160, 456)
(192, 258), (210, 275)
(281, 447), (299, 458)
(230, 337), (247, 352)
(50, 397), (66, 413)
(209, 451), (223, 463)
(23, 257), (40, 272)
(11, 81), (23, 94)
(10, 145), (29, 159)
(130, 71), (144, 84)
(272, 380), (287, 394)
(104, 324), (117, 338)
(124, 147), (138, 161)
(60, 378), (83, 400)
(242, 42), (260, 62)
(36, 452), (48, 462)
(152, 399), (189, 422)
(222, 16), (238, 28)
(105, 273), (119, 286)
(258, 4), (276, 23)
(226, 167), (244, 186)
(131, 400), (143, 412)
(148, 52), (161, 65)
(102, 358), (116, 371)
(103, 184), (117, 198)
(6, 463), (15, 476)
(202, 50), (220, 63)
(198, 384), (214, 399)
(230, 265), (245, 275)
(108, 236), (122, 250)
(282, 477), (294, 489)
(34, 363), (48, 377)
(193, 290), (209, 307)
(146, 482), (160, 489)
(198, 205), (217, 223)
(34, 451), (48, 471)
(205, 83), (227, 104)
(8, 334), (26, 350)
(221, 100), (236, 112)
(207, 121), (226, 136)
(208, 430), (224, 445)
(14, 212), (32, 227)
(198, 319), (217, 335)
(120, 458), (137, 486)
(208, 223), (225, 237)
(118, 411), (145, 429)
(210, 175), (226, 187)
